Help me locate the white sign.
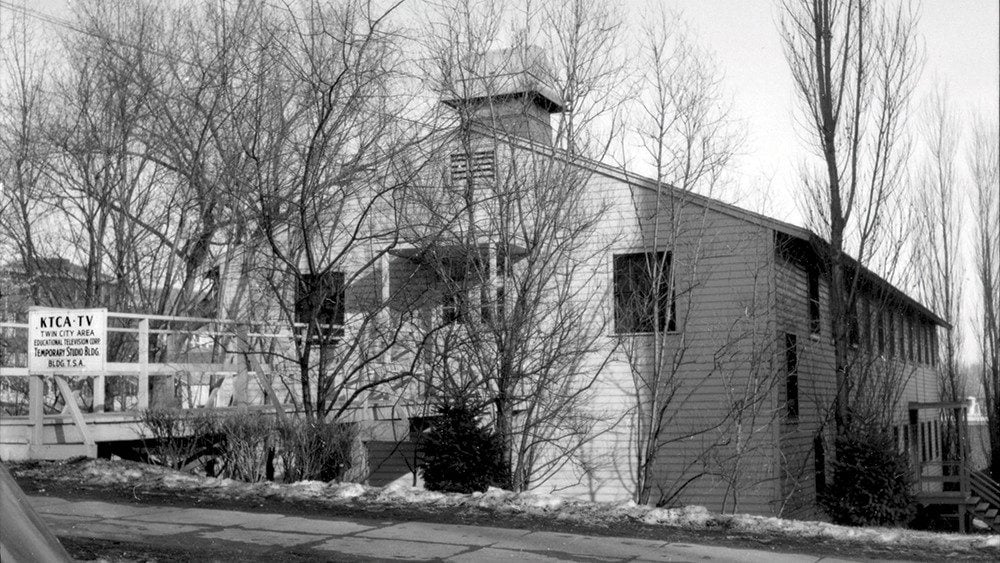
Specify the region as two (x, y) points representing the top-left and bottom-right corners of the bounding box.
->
(28, 308), (107, 374)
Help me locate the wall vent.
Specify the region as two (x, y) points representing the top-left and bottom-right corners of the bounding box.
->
(450, 149), (495, 182)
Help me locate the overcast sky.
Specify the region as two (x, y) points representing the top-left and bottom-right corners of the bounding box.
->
(20, 0), (999, 227)
(645, 0), (999, 227)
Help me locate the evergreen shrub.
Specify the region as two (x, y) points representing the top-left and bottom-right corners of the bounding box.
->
(420, 404), (508, 493)
(819, 425), (914, 526)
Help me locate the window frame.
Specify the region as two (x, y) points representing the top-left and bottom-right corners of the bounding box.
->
(295, 271), (346, 341)
(612, 251), (677, 335)
(807, 268), (821, 335)
(785, 332), (800, 421)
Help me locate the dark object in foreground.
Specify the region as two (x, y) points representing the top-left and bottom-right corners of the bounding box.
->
(0, 462), (72, 562)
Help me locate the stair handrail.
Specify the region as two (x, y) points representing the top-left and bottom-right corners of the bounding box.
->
(970, 469), (1000, 507)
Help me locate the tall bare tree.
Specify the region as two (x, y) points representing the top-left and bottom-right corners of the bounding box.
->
(970, 116), (1000, 480)
(779, 0), (922, 433)
(620, 10), (778, 509)
(404, 0), (627, 491)
(0, 3), (55, 306)
(913, 86), (964, 469)
(229, 0), (432, 421)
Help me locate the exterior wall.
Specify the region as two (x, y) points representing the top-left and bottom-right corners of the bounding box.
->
(773, 241), (944, 518)
(525, 168), (781, 512)
(773, 246), (834, 518)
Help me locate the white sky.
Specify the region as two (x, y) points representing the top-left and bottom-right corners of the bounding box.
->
(18, 0), (999, 227)
(651, 0), (1000, 227)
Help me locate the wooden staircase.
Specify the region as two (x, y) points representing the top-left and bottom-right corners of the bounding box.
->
(969, 470), (1000, 532)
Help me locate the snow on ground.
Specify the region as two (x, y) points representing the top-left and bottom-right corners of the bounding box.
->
(13, 459), (999, 553)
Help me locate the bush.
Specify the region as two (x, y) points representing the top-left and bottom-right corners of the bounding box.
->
(278, 418), (356, 482)
(819, 426), (914, 526)
(420, 404), (508, 493)
(138, 408), (217, 470)
(215, 410), (277, 483)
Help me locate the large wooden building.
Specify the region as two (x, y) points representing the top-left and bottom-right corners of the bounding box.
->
(217, 61), (946, 518)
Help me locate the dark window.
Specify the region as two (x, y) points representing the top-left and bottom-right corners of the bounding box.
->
(295, 272), (346, 339)
(613, 252), (676, 334)
(785, 333), (799, 420)
(808, 269), (821, 334)
(908, 317), (915, 362)
(888, 312), (896, 358)
(916, 321), (923, 364)
(877, 309), (886, 355)
(480, 259), (492, 322)
(442, 257), (486, 325)
(931, 328), (939, 365)
(920, 422), (927, 462)
(861, 298), (872, 352)
(814, 436), (826, 497)
(923, 324), (930, 364)
(450, 149), (496, 182)
(202, 266), (220, 314)
(898, 313), (905, 360)
(848, 303), (860, 348)
(442, 290), (467, 324)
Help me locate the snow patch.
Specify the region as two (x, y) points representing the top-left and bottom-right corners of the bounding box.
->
(13, 459), (999, 555)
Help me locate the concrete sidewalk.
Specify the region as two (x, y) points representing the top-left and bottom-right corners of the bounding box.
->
(29, 495), (856, 562)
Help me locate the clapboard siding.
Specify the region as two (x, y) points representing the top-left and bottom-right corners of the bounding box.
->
(773, 249), (834, 518)
(525, 167), (783, 512)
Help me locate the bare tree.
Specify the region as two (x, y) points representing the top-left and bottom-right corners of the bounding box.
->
(779, 0), (922, 433)
(0, 4), (55, 306)
(970, 116), (1000, 480)
(914, 87), (962, 401)
(912, 86), (965, 469)
(619, 10), (777, 510)
(232, 0), (431, 421)
(404, 0), (627, 492)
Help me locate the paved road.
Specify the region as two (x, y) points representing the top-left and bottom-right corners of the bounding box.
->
(29, 495), (857, 562)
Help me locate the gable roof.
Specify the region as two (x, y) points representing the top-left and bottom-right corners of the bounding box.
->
(482, 125), (948, 328)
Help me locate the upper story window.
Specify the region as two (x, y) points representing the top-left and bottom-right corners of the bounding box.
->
(442, 288), (469, 325)
(613, 251), (676, 334)
(861, 298), (872, 352)
(931, 325), (938, 366)
(295, 271), (346, 338)
(877, 308), (886, 355)
(848, 303), (860, 348)
(897, 313), (906, 361)
(807, 268), (821, 335)
(440, 257), (484, 325)
(886, 311), (896, 358)
(785, 332), (799, 421)
(450, 149), (496, 183)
